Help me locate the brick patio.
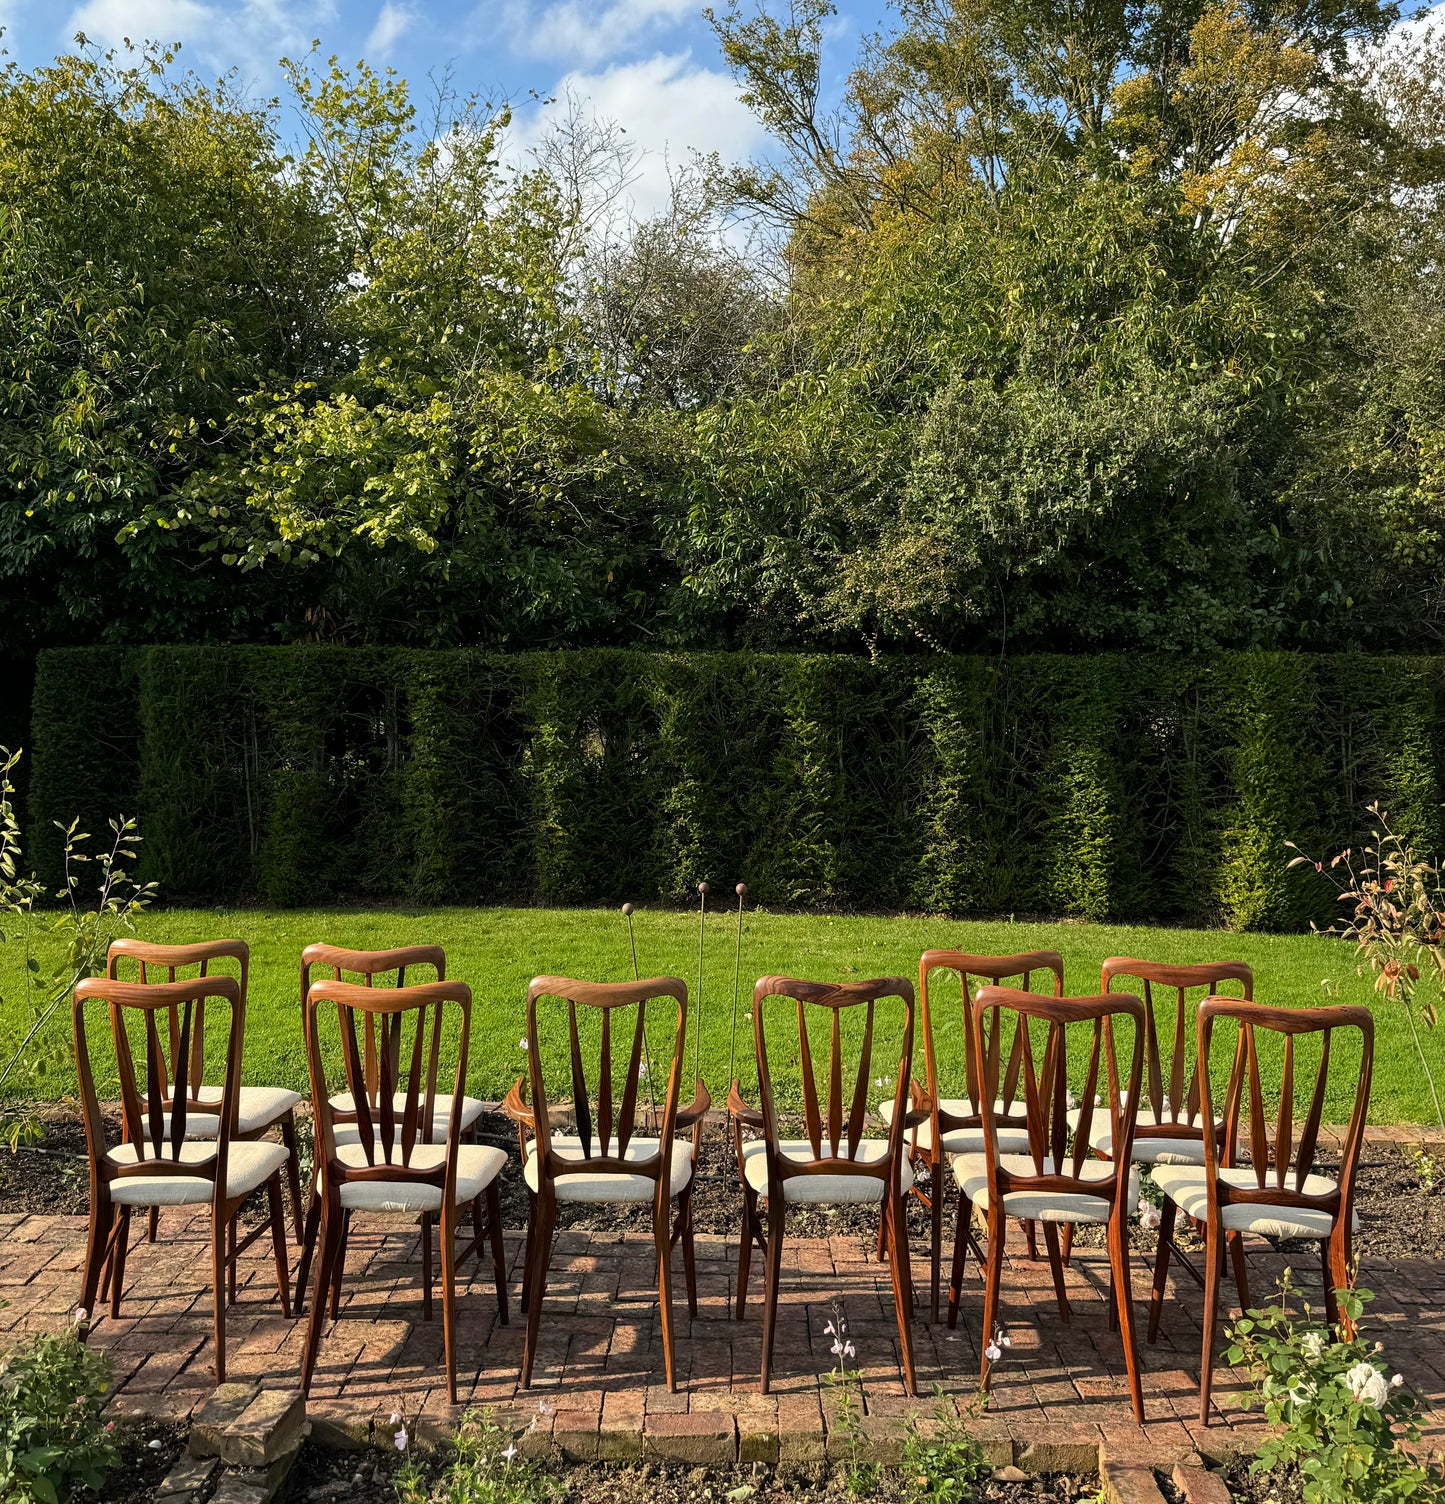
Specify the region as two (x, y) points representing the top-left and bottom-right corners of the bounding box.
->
(5, 1133), (1445, 1470)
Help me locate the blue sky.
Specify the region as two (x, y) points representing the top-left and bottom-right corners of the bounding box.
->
(0, 0), (894, 215)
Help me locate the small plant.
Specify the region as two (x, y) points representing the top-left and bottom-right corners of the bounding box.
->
(393, 1407), (558, 1504)
(0, 747), (156, 1148)
(821, 1302), (876, 1497)
(1405, 1142), (1440, 1194)
(1288, 804), (1445, 1129)
(0, 1315), (118, 1504)
(902, 1386), (990, 1504)
(1226, 1273), (1444, 1504)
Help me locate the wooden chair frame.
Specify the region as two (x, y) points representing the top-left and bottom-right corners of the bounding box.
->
(74, 973), (291, 1384)
(1149, 999), (1373, 1423)
(913, 949), (1063, 1325)
(300, 976), (506, 1403)
(505, 974), (708, 1392)
(967, 985), (1147, 1421)
(729, 974), (919, 1396)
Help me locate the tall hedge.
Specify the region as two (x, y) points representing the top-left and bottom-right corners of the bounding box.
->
(25, 648), (1445, 929)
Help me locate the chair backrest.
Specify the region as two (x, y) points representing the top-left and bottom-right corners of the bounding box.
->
(74, 973), (244, 1196)
(300, 943), (446, 1110)
(971, 985), (1144, 1208)
(523, 975), (688, 1196)
(106, 938), (248, 1109)
(1102, 957), (1252, 1144)
(918, 950), (1064, 1131)
(1198, 998), (1373, 1220)
(753, 974), (914, 1191)
(306, 978), (472, 1193)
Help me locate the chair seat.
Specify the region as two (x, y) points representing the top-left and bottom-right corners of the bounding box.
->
(1151, 1163), (1357, 1240)
(742, 1137), (913, 1204)
(329, 1090), (485, 1142)
(170, 1085), (304, 1139)
(951, 1151), (1139, 1224)
(106, 1140), (290, 1207)
(1065, 1106), (1209, 1166)
(878, 1097), (1031, 1156)
(335, 1142), (507, 1214)
(524, 1136), (693, 1203)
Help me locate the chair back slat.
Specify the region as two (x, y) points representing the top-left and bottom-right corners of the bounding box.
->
(752, 975), (914, 1193)
(1198, 1000), (1372, 1223)
(523, 976), (689, 1190)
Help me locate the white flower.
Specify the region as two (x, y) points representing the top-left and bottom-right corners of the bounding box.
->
(501, 1442), (518, 1464)
(824, 1321), (836, 1336)
(394, 1425), (409, 1452)
(72, 1307), (88, 1325)
(1287, 1378), (1317, 1406)
(1344, 1361), (1391, 1410)
(1299, 1332), (1327, 1363)
(997, 1331), (1011, 1349)
(389, 1411), (402, 1426)
(831, 1339), (844, 1356)
(843, 1341), (855, 1359)
(537, 1401), (554, 1414)
(518, 1038), (528, 1051)
(1138, 1202), (1162, 1231)
(984, 1342), (1002, 1362)
(1392, 1374), (1405, 1388)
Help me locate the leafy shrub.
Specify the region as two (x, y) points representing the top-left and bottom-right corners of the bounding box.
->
(393, 1408), (559, 1504)
(1227, 1278), (1444, 1504)
(902, 1389), (991, 1504)
(0, 1322), (117, 1504)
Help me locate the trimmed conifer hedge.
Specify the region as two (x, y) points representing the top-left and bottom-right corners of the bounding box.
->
(25, 647), (1445, 928)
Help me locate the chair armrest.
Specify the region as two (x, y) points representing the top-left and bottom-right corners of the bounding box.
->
(502, 1077), (534, 1127)
(676, 1079), (712, 1130)
(727, 1079), (765, 1128)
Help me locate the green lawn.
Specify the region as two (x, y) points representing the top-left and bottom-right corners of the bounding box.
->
(1, 905), (1436, 1126)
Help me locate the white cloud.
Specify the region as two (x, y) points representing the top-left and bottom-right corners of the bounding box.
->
(365, 0), (413, 57)
(499, 0), (696, 66)
(512, 52), (766, 221)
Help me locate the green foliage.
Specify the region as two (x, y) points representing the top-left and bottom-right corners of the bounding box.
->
(26, 646), (1445, 924)
(0, 1322), (118, 1504)
(1227, 1279), (1444, 1504)
(902, 1390), (991, 1504)
(393, 1409), (559, 1504)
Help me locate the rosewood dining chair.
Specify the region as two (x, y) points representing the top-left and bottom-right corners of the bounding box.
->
(73, 972), (292, 1384)
(891, 949), (1062, 1323)
(300, 977), (508, 1403)
(505, 975), (709, 1392)
(1148, 999), (1373, 1423)
(106, 938), (305, 1242)
(730, 974), (919, 1395)
(293, 943), (486, 1311)
(954, 985), (1148, 1421)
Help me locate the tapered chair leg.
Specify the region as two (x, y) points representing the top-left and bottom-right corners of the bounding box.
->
(1199, 1222), (1222, 1424)
(1042, 1222), (1070, 1322)
(520, 1197), (556, 1389)
(930, 1156), (944, 1325)
(280, 1114), (305, 1241)
(266, 1176), (292, 1317)
(1148, 1197), (1177, 1343)
(656, 1193), (679, 1391)
(294, 1187), (323, 1316)
(328, 1210), (349, 1320)
(78, 1198), (115, 1333)
(301, 1205), (343, 1397)
(736, 1188), (759, 1319)
(1227, 1230), (1250, 1316)
(1108, 1211), (1145, 1422)
(486, 1184), (509, 1325)
(979, 1208), (1006, 1394)
(888, 1186), (918, 1395)
(211, 1207), (229, 1384)
(421, 1211), (434, 1321)
(679, 1186), (698, 1319)
(520, 1194), (536, 1318)
(947, 1189), (970, 1328)
(110, 1208), (132, 1319)
(440, 1200), (459, 1404)
(759, 1199), (785, 1394)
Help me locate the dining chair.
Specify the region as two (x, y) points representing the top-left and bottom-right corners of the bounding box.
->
(954, 984), (1147, 1421)
(1147, 998), (1373, 1423)
(106, 938), (305, 1241)
(729, 974), (919, 1395)
(73, 973), (292, 1384)
(505, 975), (709, 1392)
(293, 943), (485, 1311)
(890, 949), (1062, 1323)
(300, 977), (508, 1403)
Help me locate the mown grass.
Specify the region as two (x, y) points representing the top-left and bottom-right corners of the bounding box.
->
(0, 905), (1437, 1125)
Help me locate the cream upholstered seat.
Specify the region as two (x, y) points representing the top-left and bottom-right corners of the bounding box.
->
(329, 1090), (484, 1140)
(951, 1150), (1140, 1224)
(743, 1137), (914, 1204)
(166, 1085), (305, 1139)
(879, 1096), (1031, 1155)
(333, 1140), (507, 1214)
(1067, 1106), (1208, 1166)
(106, 1139), (290, 1207)
(1150, 1163), (1358, 1240)
(524, 1135), (692, 1203)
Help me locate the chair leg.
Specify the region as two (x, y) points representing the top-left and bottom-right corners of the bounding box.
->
(328, 1210), (350, 1321)
(440, 1201), (459, 1405)
(301, 1204), (343, 1398)
(947, 1189), (970, 1329)
(148, 1205), (159, 1244)
(1023, 1218), (1038, 1261)
(979, 1209), (1006, 1394)
(679, 1184), (698, 1319)
(759, 1197), (785, 1395)
(1199, 1221), (1221, 1425)
(656, 1193), (679, 1392)
(1060, 1220), (1074, 1267)
(888, 1185), (918, 1396)
(736, 1186), (759, 1320)
(485, 1185), (509, 1325)
(211, 1205), (229, 1385)
(520, 1195), (556, 1389)
(78, 1197), (115, 1334)
(1109, 1209), (1145, 1423)
(1147, 1197), (1176, 1344)
(110, 1207), (132, 1319)
(294, 1184), (323, 1317)
(280, 1113), (305, 1241)
(930, 1158), (944, 1325)
(1327, 1228), (1352, 1334)
(520, 1194), (536, 1319)
(874, 1203), (888, 1263)
(421, 1212), (434, 1322)
(1042, 1222), (1071, 1323)
(226, 1213), (237, 1307)
(1227, 1230), (1250, 1316)
(470, 1194), (486, 1274)
(266, 1175), (292, 1318)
